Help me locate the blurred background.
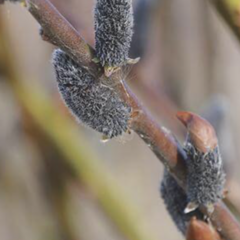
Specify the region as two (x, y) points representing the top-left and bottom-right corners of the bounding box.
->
(0, 0), (240, 239)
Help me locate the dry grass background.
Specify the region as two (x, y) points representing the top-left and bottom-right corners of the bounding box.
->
(0, 0), (240, 240)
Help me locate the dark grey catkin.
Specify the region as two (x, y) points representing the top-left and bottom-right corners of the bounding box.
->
(94, 0), (134, 68)
(52, 49), (131, 138)
(184, 142), (226, 210)
(160, 170), (203, 234)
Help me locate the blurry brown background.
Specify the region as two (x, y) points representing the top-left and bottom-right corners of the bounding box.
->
(0, 0), (239, 240)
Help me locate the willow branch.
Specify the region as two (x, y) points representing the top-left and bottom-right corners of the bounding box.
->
(26, 0), (187, 188)
(15, 0), (240, 239)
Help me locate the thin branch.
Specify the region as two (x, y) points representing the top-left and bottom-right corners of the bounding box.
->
(210, 0), (240, 42)
(13, 0), (240, 239)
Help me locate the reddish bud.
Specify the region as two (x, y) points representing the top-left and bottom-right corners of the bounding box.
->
(186, 217), (221, 240)
(176, 111), (218, 153)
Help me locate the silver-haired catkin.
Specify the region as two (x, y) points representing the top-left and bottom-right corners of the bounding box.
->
(160, 170), (203, 235)
(184, 142), (226, 211)
(94, 0), (134, 69)
(52, 49), (131, 139)
(176, 112), (226, 213)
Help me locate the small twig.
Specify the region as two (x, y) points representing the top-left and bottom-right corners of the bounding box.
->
(27, 0), (97, 72)
(210, 0), (240, 42)
(12, 0), (240, 239)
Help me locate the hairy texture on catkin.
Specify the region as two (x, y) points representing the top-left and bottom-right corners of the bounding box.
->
(160, 170), (204, 235)
(52, 49), (131, 138)
(184, 143), (226, 207)
(94, 0), (134, 67)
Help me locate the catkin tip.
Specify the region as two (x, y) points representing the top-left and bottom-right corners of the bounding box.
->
(94, 0), (134, 69)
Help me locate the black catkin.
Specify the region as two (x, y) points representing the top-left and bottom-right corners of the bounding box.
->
(160, 170), (204, 235)
(94, 0), (134, 69)
(184, 142), (226, 210)
(52, 49), (131, 139)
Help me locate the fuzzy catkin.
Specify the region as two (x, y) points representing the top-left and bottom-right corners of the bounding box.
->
(94, 0), (134, 67)
(184, 143), (226, 207)
(52, 49), (131, 138)
(160, 170), (204, 234)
